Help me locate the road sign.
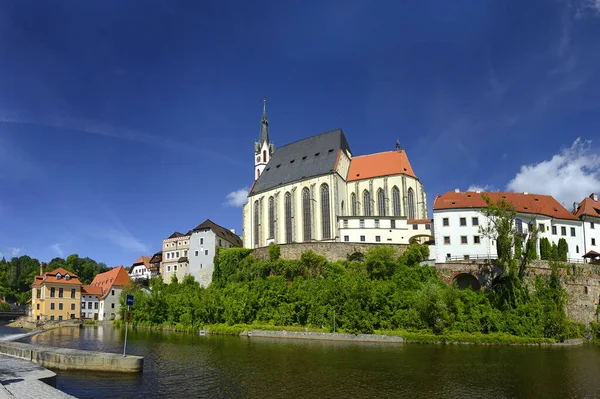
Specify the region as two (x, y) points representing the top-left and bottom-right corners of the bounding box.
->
(125, 311), (133, 322)
(126, 294), (134, 306)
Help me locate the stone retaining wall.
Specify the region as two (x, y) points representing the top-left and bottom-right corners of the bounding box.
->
(245, 329), (404, 343)
(251, 242), (407, 262)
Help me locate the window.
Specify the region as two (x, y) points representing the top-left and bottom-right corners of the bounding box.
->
(552, 226), (557, 235)
(360, 235), (365, 242)
(253, 200), (261, 246)
(184, 250), (188, 256)
(36, 289), (41, 299)
(391, 220), (396, 229)
(167, 266), (171, 272)
(446, 254), (451, 259)
(363, 190), (371, 216)
(461, 236), (468, 244)
(94, 302), (98, 309)
(444, 236), (450, 244)
(592, 222), (595, 229)
(387, 186), (399, 217)
(195, 250), (199, 256)
(359, 219), (365, 228)
(36, 304), (40, 310)
(593, 238), (596, 246)
(472, 217), (479, 226)
(443, 218), (449, 226)
(71, 289), (76, 299)
(59, 315), (63, 321)
(218, 240), (222, 247)
(539, 223), (545, 232)
(111, 303), (115, 309)
(176, 251), (180, 258)
(341, 200), (345, 216)
(71, 303), (75, 311)
(561, 226), (566, 236)
(88, 302), (92, 309)
(343, 219), (348, 228)
(426, 223), (431, 230)
(344, 235), (349, 242)
(377, 189), (386, 216)
(200, 238), (204, 245)
(285, 192), (292, 243)
(321, 184), (331, 239)
(474, 235), (481, 244)
(570, 227), (576, 237)
(407, 188), (415, 220)
(375, 219), (380, 228)
(59, 303), (63, 311)
(576, 245), (579, 254)
(460, 217), (466, 226)
(174, 265), (178, 271)
(50, 303), (55, 310)
(351, 193), (357, 216)
(58, 288), (63, 298)
(166, 253), (170, 259)
(268, 196), (275, 239)
(413, 224), (418, 230)
(112, 290), (115, 296)
(56, 273), (61, 280)
(205, 249), (209, 255)
(376, 236), (381, 242)
(302, 187), (312, 241)
(515, 219), (523, 234)
(50, 316), (55, 321)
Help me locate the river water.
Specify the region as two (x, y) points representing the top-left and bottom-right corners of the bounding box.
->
(13, 326), (600, 398)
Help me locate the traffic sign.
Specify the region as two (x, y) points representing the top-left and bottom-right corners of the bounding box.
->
(125, 311), (133, 322)
(126, 294), (134, 306)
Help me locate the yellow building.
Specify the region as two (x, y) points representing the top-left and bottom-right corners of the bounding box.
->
(31, 267), (82, 322)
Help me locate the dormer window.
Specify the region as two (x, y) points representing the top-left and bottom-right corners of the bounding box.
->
(65, 274), (71, 281)
(56, 273), (62, 280)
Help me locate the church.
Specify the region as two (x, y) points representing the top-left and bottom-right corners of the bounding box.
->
(242, 100), (432, 249)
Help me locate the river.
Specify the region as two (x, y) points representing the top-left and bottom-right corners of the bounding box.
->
(7, 325), (600, 398)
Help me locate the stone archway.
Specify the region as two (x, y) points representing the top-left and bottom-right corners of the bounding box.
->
(452, 273), (481, 291)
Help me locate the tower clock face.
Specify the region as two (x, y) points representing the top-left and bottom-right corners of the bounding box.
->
(256, 156), (261, 162)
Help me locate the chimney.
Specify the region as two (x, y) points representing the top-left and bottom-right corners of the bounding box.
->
(40, 263), (44, 276)
(230, 228), (236, 234)
(591, 193), (598, 201)
(475, 190), (481, 194)
(523, 192), (528, 195)
(573, 202), (580, 212)
(454, 188), (460, 193)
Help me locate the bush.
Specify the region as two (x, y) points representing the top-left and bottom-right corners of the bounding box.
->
(268, 244), (281, 261)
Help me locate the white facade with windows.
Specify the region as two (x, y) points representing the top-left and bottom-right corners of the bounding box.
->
(80, 293), (100, 320)
(161, 233), (191, 283)
(573, 193), (600, 259)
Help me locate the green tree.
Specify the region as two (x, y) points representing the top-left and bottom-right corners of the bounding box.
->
(539, 238), (551, 260)
(557, 239), (568, 262)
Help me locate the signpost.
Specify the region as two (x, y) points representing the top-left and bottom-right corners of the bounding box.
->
(123, 294), (134, 357)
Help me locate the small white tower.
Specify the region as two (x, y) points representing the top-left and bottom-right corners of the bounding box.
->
(254, 97), (274, 180)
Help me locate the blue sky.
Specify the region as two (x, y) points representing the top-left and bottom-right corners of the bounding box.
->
(1, 0), (599, 266)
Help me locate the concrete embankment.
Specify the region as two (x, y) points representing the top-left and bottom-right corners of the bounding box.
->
(243, 330), (404, 343)
(0, 354), (75, 398)
(0, 341), (143, 373)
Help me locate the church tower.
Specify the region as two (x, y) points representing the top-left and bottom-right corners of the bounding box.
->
(254, 98), (273, 180)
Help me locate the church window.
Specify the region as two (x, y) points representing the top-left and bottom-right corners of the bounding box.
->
(341, 201), (345, 216)
(256, 169), (260, 179)
(263, 150), (267, 163)
(363, 190), (371, 216)
(321, 184), (331, 239)
(377, 189), (386, 216)
(351, 193), (357, 216)
(302, 188), (312, 241)
(268, 196), (275, 239)
(285, 192), (293, 243)
(253, 201), (260, 247)
(407, 188), (415, 220)
(392, 186), (401, 216)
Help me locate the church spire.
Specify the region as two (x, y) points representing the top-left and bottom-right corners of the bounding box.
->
(259, 96), (269, 145)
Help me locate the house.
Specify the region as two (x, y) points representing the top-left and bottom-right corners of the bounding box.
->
(161, 232), (191, 283)
(31, 267), (82, 322)
(81, 285), (102, 320)
(433, 190), (583, 263)
(242, 99), (430, 248)
(88, 266), (131, 321)
(129, 256), (152, 282)
(573, 193), (600, 261)
(148, 251), (162, 278)
(189, 219), (243, 287)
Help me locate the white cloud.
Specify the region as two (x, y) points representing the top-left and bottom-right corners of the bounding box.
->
(467, 184), (496, 193)
(51, 243), (64, 257)
(506, 138), (600, 206)
(10, 248), (20, 256)
(224, 188), (249, 207)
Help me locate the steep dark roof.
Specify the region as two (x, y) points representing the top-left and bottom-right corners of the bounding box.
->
(192, 219), (243, 247)
(150, 251), (162, 264)
(249, 129), (352, 195)
(168, 232), (184, 239)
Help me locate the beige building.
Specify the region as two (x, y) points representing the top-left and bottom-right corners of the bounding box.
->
(31, 267), (82, 322)
(243, 101), (429, 248)
(161, 231), (191, 283)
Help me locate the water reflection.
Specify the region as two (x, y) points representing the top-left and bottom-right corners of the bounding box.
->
(24, 326), (600, 399)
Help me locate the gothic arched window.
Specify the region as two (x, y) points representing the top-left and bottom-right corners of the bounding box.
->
(263, 150), (267, 163)
(321, 184), (331, 239)
(377, 188), (386, 216)
(407, 188), (415, 220)
(302, 188), (312, 241)
(268, 196), (275, 239)
(341, 200), (345, 216)
(253, 201), (260, 247)
(351, 193), (357, 216)
(285, 192), (292, 243)
(363, 190), (371, 216)
(392, 186), (401, 216)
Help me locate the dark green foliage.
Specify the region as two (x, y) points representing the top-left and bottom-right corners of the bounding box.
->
(551, 243), (559, 261)
(557, 239), (568, 262)
(347, 251), (364, 263)
(125, 244), (575, 340)
(0, 302), (10, 311)
(525, 236), (538, 261)
(514, 236), (523, 260)
(268, 244), (281, 261)
(539, 238), (551, 260)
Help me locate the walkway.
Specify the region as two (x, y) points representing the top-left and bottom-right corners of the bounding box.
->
(0, 355), (75, 398)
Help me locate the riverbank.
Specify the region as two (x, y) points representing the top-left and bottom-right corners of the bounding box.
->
(0, 354), (75, 398)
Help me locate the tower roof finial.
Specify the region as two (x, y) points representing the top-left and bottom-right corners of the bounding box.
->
(259, 97), (269, 145)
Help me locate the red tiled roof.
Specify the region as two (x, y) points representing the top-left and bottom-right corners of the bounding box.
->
(133, 256), (151, 268)
(573, 196), (600, 219)
(82, 285), (103, 296)
(347, 150), (416, 181)
(90, 266), (131, 299)
(433, 191), (578, 221)
(32, 267), (83, 287)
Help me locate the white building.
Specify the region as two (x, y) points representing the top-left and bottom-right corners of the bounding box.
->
(573, 193), (600, 262)
(243, 100), (431, 249)
(433, 190), (584, 263)
(129, 256), (152, 282)
(188, 219), (243, 287)
(88, 266), (130, 321)
(161, 232), (191, 283)
(81, 285), (101, 320)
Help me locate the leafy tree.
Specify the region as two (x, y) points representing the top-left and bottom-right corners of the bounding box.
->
(268, 244), (281, 261)
(557, 239), (568, 262)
